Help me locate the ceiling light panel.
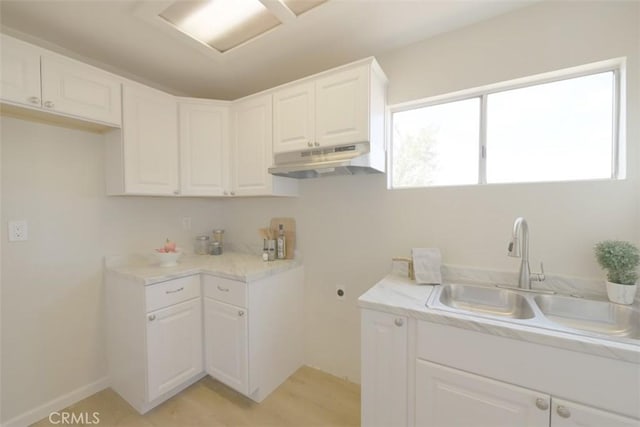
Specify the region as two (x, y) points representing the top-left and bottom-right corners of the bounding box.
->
(280, 0), (328, 16)
(160, 0), (281, 52)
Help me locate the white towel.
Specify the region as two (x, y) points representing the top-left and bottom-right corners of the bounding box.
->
(412, 248), (442, 285)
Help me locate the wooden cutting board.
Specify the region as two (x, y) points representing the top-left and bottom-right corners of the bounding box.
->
(270, 217), (296, 259)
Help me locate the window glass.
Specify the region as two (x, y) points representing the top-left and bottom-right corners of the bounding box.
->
(486, 72), (614, 183)
(391, 98), (480, 188)
(389, 67), (618, 189)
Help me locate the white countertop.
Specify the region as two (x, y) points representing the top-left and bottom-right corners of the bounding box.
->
(359, 273), (640, 364)
(105, 252), (301, 285)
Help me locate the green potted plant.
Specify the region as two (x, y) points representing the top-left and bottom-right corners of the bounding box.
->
(594, 240), (640, 304)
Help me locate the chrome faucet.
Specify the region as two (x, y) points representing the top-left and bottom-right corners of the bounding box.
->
(508, 217), (545, 289)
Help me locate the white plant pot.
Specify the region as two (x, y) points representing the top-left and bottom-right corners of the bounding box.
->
(605, 281), (637, 305)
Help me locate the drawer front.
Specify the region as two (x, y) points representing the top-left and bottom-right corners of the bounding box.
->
(203, 275), (247, 307)
(146, 275), (201, 312)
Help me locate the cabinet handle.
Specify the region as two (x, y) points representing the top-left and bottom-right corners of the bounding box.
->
(238, 310), (245, 317)
(394, 318), (404, 327)
(556, 405), (571, 418)
(535, 398), (549, 411)
(148, 314), (156, 321)
(28, 96), (40, 105)
(43, 101), (55, 108)
(165, 287), (184, 294)
(217, 285), (230, 292)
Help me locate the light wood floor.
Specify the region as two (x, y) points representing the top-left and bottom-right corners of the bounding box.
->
(32, 366), (360, 427)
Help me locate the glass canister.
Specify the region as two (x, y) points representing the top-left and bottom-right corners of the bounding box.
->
(212, 229), (224, 254)
(209, 241), (222, 256)
(194, 235), (210, 255)
(212, 229), (224, 245)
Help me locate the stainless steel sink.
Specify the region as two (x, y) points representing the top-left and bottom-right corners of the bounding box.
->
(427, 283), (639, 344)
(534, 294), (640, 339)
(436, 283), (535, 320)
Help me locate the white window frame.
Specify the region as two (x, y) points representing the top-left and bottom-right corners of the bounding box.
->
(387, 58), (625, 189)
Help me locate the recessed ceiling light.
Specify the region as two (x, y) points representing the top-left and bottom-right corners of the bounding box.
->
(161, 0), (280, 52)
(158, 0), (328, 54)
(281, 0), (328, 17)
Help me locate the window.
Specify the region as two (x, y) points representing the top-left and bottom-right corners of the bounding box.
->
(390, 62), (621, 189)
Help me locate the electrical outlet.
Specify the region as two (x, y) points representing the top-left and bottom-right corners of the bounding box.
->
(8, 220), (28, 241)
(182, 217), (192, 231)
(336, 284), (345, 300)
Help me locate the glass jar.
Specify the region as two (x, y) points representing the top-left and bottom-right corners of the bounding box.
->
(209, 241), (222, 256)
(212, 229), (224, 246)
(194, 235), (210, 255)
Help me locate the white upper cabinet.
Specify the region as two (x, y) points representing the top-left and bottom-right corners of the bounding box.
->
(273, 82), (315, 152)
(108, 83), (178, 195)
(231, 94), (298, 196)
(315, 65), (369, 147)
(40, 54), (122, 125)
(0, 34), (122, 126)
(0, 35), (41, 107)
(272, 59), (386, 154)
(178, 99), (230, 196)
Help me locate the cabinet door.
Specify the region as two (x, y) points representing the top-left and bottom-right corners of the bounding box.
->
(551, 398), (639, 427)
(146, 298), (203, 402)
(179, 101), (229, 196)
(415, 360), (549, 427)
(231, 94), (273, 196)
(361, 309), (408, 427)
(273, 82), (315, 154)
(0, 34), (42, 107)
(41, 54), (122, 125)
(315, 65), (369, 148)
(122, 84), (179, 195)
(204, 298), (248, 394)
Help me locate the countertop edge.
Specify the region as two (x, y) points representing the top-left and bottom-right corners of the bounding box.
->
(105, 253), (302, 285)
(359, 274), (640, 364)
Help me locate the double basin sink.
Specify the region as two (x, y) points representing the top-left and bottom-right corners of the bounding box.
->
(428, 283), (639, 344)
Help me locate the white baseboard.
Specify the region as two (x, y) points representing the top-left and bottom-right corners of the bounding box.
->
(1, 376), (109, 427)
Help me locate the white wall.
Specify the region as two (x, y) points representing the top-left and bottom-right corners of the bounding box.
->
(1, 2), (639, 422)
(222, 1), (640, 382)
(0, 116), (223, 423)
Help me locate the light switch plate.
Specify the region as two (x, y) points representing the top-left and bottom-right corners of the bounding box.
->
(8, 220), (28, 241)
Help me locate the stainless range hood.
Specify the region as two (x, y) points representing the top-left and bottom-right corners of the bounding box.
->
(268, 142), (385, 179)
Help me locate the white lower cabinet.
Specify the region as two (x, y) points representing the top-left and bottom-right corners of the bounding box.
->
(359, 310), (640, 427)
(550, 398), (639, 427)
(415, 360), (549, 427)
(414, 361), (639, 427)
(203, 298), (249, 394)
(107, 265), (304, 413)
(361, 309), (408, 427)
(107, 274), (204, 414)
(147, 298), (203, 401)
(201, 268), (304, 402)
